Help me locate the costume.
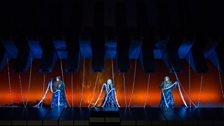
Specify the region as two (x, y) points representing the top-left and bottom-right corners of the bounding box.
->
(160, 80), (178, 109)
(34, 78), (69, 108)
(93, 79), (120, 109)
(50, 80), (68, 108)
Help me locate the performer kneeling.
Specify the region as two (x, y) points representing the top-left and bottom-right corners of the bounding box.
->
(92, 79), (120, 109)
(160, 76), (178, 109)
(34, 76), (69, 108)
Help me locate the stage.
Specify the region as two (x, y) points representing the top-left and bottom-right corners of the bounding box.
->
(1, 0), (224, 125)
(0, 107), (224, 126)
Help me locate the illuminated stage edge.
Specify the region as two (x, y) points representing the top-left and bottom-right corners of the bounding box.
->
(0, 106), (224, 126)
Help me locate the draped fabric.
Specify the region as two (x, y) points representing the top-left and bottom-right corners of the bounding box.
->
(160, 81), (177, 109)
(93, 80), (120, 110)
(34, 80), (69, 108)
(101, 88), (119, 108)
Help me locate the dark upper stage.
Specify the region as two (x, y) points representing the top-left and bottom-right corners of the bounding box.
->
(0, 0), (224, 74)
(0, 0), (223, 38)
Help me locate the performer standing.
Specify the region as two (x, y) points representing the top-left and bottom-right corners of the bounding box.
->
(50, 76), (69, 108)
(160, 76), (178, 109)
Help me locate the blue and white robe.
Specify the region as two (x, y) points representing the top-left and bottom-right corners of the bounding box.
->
(100, 84), (119, 108)
(51, 81), (68, 108)
(160, 81), (177, 109)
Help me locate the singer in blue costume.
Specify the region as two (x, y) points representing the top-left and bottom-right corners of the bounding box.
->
(92, 79), (120, 110)
(100, 79), (120, 108)
(160, 76), (178, 109)
(34, 76), (69, 108)
(50, 76), (69, 108)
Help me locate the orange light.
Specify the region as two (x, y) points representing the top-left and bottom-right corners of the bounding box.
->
(0, 60), (222, 107)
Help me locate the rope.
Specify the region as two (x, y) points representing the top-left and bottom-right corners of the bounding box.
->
(188, 54), (192, 108)
(25, 59), (32, 108)
(71, 72), (74, 108)
(171, 65), (188, 108)
(7, 58), (13, 105)
(177, 81), (188, 108)
(41, 73), (46, 108)
(144, 73), (151, 107)
(19, 73), (25, 108)
(172, 68), (198, 107)
(162, 89), (169, 108)
(34, 80), (52, 108)
(197, 74), (203, 107)
(50, 79), (55, 93)
(179, 79), (197, 108)
(122, 73), (127, 108)
(93, 83), (107, 107)
(114, 86), (120, 107)
(60, 59), (64, 81)
(88, 73), (98, 108)
(111, 59), (120, 107)
(186, 54), (198, 108)
(80, 58), (85, 107)
(128, 59), (138, 107)
(162, 83), (177, 91)
(218, 63), (224, 101)
(60, 59), (71, 107)
(112, 59), (115, 88)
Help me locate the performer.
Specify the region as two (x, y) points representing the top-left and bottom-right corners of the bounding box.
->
(34, 76), (69, 108)
(160, 76), (178, 109)
(93, 79), (120, 109)
(50, 76), (69, 108)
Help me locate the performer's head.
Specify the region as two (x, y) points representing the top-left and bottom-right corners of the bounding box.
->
(107, 79), (113, 89)
(107, 79), (112, 85)
(56, 76), (61, 82)
(164, 76), (170, 82)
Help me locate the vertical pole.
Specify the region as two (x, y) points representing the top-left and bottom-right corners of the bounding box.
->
(41, 73), (46, 108)
(188, 54), (191, 108)
(112, 59), (115, 87)
(144, 73), (151, 107)
(71, 72), (74, 108)
(197, 74), (203, 107)
(128, 59), (137, 107)
(19, 73), (25, 108)
(25, 57), (32, 107)
(7, 58), (13, 105)
(218, 63), (224, 103)
(80, 58), (85, 108)
(123, 73), (127, 108)
(60, 58), (71, 107)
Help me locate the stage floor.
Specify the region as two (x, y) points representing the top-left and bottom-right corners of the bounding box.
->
(0, 106), (224, 126)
